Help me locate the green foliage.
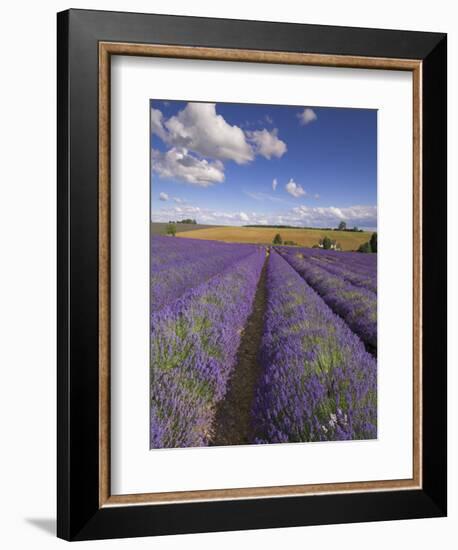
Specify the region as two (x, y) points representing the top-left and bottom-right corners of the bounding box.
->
(357, 241), (372, 253)
(322, 236), (332, 250)
(166, 223), (177, 237)
(357, 232), (377, 253)
(272, 233), (283, 245)
(283, 240), (298, 246)
(337, 221), (347, 231)
(370, 232), (377, 253)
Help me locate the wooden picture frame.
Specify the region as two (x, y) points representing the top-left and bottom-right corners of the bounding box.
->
(57, 9), (447, 541)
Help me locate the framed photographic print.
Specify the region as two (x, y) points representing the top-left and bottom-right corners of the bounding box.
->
(57, 9), (447, 541)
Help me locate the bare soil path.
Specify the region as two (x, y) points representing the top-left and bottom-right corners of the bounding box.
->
(210, 255), (268, 446)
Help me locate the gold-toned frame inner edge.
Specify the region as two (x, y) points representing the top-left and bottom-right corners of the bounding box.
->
(99, 41), (423, 508)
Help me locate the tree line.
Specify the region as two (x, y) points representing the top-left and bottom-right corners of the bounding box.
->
(167, 219), (197, 225)
(272, 231), (377, 253)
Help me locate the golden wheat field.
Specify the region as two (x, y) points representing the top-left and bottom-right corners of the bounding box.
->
(175, 226), (372, 251)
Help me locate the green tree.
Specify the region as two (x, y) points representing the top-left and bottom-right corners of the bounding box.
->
(370, 232), (377, 253)
(322, 236), (332, 250)
(358, 241), (372, 253)
(272, 233), (283, 245)
(166, 223), (176, 237)
(337, 221), (347, 231)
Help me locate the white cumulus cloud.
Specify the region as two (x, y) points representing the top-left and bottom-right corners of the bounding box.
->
(151, 201), (376, 230)
(291, 204), (376, 228)
(272, 178), (278, 191)
(151, 102), (288, 186)
(297, 107), (317, 126)
(150, 108), (168, 141)
(152, 147), (225, 187)
(285, 179), (306, 198)
(247, 128), (287, 159)
(328, 206), (345, 219)
(164, 102), (253, 164)
(159, 192), (169, 201)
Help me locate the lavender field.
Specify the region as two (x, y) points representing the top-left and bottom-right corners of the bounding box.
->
(150, 235), (377, 449)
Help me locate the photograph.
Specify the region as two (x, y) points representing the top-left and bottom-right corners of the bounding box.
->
(150, 100), (378, 449)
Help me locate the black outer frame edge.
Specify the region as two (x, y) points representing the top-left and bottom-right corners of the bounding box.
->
(57, 10), (70, 541)
(57, 8), (101, 542)
(63, 7), (444, 60)
(73, 490), (443, 542)
(421, 36), (447, 514)
(56, 8), (447, 541)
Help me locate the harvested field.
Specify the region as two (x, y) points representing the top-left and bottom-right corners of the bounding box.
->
(176, 226), (372, 251)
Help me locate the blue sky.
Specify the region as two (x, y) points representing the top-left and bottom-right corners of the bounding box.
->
(150, 100), (377, 229)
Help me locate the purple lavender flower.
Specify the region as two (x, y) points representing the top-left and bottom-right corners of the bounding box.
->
(282, 246), (377, 294)
(276, 247), (377, 353)
(151, 248), (265, 448)
(151, 235), (258, 310)
(252, 251), (377, 444)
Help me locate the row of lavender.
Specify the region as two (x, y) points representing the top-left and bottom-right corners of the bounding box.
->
(151, 233), (254, 271)
(276, 247), (377, 353)
(286, 246), (377, 294)
(151, 235), (258, 310)
(252, 251), (377, 442)
(151, 247), (265, 448)
(277, 245), (377, 293)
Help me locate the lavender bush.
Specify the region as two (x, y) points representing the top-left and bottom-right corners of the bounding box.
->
(277, 246), (377, 294)
(151, 234), (252, 270)
(151, 235), (257, 310)
(252, 251), (377, 443)
(151, 248), (265, 448)
(277, 248), (377, 352)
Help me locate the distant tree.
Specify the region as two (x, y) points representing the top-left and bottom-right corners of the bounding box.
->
(358, 241), (372, 253)
(370, 232), (377, 253)
(337, 221), (347, 231)
(322, 236), (332, 250)
(272, 233), (283, 245)
(284, 240), (298, 246)
(166, 223), (176, 237)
